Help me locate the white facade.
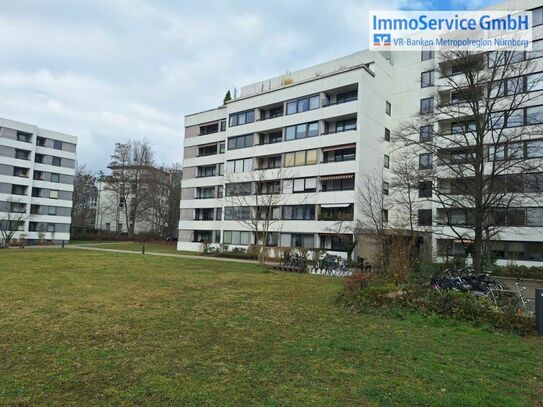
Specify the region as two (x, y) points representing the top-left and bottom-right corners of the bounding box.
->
(179, 0), (543, 265)
(0, 117), (77, 244)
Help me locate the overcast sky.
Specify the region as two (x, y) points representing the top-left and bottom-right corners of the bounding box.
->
(0, 0), (494, 171)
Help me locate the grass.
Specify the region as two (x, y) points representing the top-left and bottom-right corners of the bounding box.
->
(0, 249), (541, 406)
(69, 241), (194, 255)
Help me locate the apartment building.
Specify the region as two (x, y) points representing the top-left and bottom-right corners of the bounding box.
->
(0, 117), (77, 244)
(180, 0), (543, 265)
(179, 52), (394, 258)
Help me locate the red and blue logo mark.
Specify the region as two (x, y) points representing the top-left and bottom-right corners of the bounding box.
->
(373, 33), (391, 46)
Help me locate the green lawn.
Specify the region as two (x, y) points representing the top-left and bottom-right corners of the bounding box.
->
(0, 249), (541, 406)
(69, 241), (194, 255)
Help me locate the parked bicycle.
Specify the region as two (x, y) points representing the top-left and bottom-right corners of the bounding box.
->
(281, 251), (307, 273)
(431, 266), (506, 296)
(312, 253), (349, 276)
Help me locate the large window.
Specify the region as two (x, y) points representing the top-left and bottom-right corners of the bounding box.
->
(285, 122), (319, 141)
(53, 140), (63, 150)
(336, 90), (357, 104)
(227, 134), (253, 150)
(420, 97), (434, 114)
(223, 230), (251, 245)
(197, 165), (216, 177)
(284, 149), (317, 167)
(421, 70), (434, 88)
(52, 157), (62, 167)
(321, 175), (355, 192)
(286, 94), (320, 115)
(226, 158), (253, 173)
(291, 177), (317, 193)
(229, 110), (255, 127)
(282, 205), (315, 220)
(335, 119), (356, 132)
(15, 149), (29, 160)
(323, 146), (355, 163)
(224, 206), (252, 220)
(200, 123), (219, 135)
(225, 182), (252, 196)
(17, 132), (31, 143)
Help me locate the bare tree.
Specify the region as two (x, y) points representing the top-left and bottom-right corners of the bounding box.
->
(326, 219), (357, 263)
(395, 50), (543, 273)
(72, 164), (97, 230)
(223, 168), (297, 265)
(144, 164), (182, 237)
(104, 139), (154, 236)
(0, 198), (30, 247)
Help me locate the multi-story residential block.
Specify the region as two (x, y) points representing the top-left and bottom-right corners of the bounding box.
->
(0, 117), (77, 244)
(96, 165), (182, 236)
(179, 0), (543, 266)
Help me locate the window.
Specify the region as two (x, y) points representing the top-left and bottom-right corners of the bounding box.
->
(384, 128), (390, 142)
(223, 230), (251, 245)
(226, 158), (253, 173)
(336, 90), (357, 104)
(291, 233), (314, 248)
(52, 157), (62, 167)
(285, 122), (319, 141)
(219, 141), (225, 154)
(382, 209), (389, 223)
(11, 185), (26, 195)
(284, 149), (317, 167)
(384, 155), (390, 169)
(224, 207), (252, 220)
(418, 181), (432, 198)
(33, 171), (44, 180)
(507, 109), (524, 127)
(420, 97), (434, 114)
(335, 119), (356, 132)
(286, 95), (319, 115)
(36, 137), (46, 146)
(218, 163), (224, 176)
(53, 140), (63, 150)
(47, 223), (55, 233)
(419, 153), (432, 169)
(383, 182), (389, 195)
(321, 175), (354, 192)
(421, 70), (434, 88)
(13, 167), (28, 177)
(385, 101), (391, 116)
(220, 119), (226, 132)
(34, 153), (44, 163)
(282, 205), (315, 220)
(526, 208), (543, 226)
(229, 110), (255, 127)
(532, 6), (543, 26)
(323, 147), (355, 163)
(200, 123), (219, 135)
(292, 177), (317, 193)
(48, 206), (57, 216)
(197, 165), (216, 177)
(526, 106), (543, 125)
(527, 72), (543, 92)
(228, 134), (253, 150)
(451, 121), (476, 134)
(527, 140), (543, 158)
(420, 125), (433, 142)
(418, 209), (432, 226)
(15, 149), (29, 160)
(50, 173), (60, 183)
(17, 131), (31, 142)
(421, 49), (434, 61)
(49, 190), (59, 199)
(225, 182), (252, 196)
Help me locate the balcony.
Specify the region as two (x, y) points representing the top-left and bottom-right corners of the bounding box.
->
(256, 155), (281, 170)
(318, 204), (354, 221)
(256, 131), (282, 146)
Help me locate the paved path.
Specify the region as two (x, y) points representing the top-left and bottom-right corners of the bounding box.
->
(66, 245), (260, 265)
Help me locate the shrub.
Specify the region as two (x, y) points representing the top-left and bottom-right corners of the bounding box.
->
(338, 283), (535, 336)
(491, 264), (543, 280)
(343, 272), (373, 296)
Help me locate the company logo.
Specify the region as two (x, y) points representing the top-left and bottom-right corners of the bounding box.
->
(369, 10), (532, 51)
(373, 33), (391, 47)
